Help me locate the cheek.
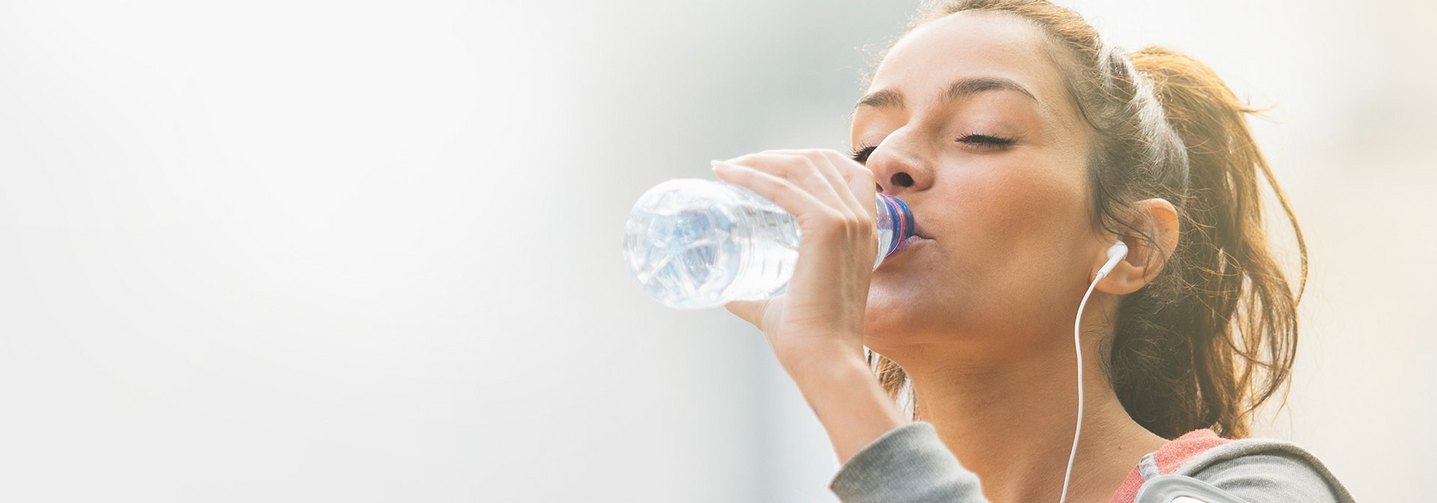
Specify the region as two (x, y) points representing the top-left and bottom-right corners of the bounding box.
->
(883, 159), (1091, 341)
(953, 157), (1093, 314)
(962, 158), (1089, 257)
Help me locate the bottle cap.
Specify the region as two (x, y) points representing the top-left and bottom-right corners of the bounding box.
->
(878, 194), (916, 257)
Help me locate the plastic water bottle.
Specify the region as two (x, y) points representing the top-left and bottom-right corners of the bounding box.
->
(622, 178), (916, 309)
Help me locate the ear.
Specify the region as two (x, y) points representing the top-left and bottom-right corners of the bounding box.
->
(1094, 198), (1179, 295)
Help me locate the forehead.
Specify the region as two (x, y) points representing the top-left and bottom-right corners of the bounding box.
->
(866, 11), (1075, 122)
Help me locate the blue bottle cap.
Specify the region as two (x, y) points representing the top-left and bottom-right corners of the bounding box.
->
(878, 194), (916, 257)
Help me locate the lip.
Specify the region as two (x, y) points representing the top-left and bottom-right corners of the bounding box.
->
(891, 234), (933, 255)
(890, 202), (933, 251)
(890, 207), (934, 254)
(910, 212), (934, 240)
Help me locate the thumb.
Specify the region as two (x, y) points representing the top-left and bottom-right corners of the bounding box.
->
(722, 298), (770, 330)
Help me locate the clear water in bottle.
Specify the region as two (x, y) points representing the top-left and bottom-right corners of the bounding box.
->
(623, 178), (914, 309)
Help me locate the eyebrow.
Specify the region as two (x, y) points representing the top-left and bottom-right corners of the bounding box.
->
(854, 77), (1039, 111)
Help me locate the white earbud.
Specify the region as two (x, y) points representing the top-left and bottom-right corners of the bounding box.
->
(1096, 241), (1128, 279)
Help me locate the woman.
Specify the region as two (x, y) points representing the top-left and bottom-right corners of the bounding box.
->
(708, 0), (1354, 501)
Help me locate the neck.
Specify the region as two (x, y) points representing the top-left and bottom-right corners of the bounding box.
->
(891, 329), (1168, 503)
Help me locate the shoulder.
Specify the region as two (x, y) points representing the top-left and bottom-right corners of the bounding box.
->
(829, 422), (989, 502)
(1166, 436), (1356, 503)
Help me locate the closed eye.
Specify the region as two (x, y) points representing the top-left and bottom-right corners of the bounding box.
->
(850, 145), (877, 164)
(959, 134), (1014, 150)
(852, 134), (1011, 163)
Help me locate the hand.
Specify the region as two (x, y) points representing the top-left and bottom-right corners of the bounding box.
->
(710, 148), (878, 372)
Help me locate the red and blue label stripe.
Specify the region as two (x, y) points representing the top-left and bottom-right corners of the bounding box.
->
(878, 194), (915, 257)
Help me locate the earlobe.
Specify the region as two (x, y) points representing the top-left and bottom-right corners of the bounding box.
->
(1094, 198), (1179, 295)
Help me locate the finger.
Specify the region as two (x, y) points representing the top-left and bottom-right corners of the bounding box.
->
(759, 149), (866, 218)
(766, 149), (874, 220)
(808, 151), (867, 217)
(711, 160), (848, 229)
(816, 149), (879, 221)
(721, 152), (848, 214)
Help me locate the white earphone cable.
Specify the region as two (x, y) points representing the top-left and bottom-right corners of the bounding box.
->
(1058, 272), (1102, 503)
(1060, 242), (1125, 503)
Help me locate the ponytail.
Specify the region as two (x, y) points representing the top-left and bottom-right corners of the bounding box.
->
(1112, 47), (1307, 438)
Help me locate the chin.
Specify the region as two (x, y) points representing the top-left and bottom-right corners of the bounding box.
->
(863, 277), (928, 336)
(863, 267), (968, 343)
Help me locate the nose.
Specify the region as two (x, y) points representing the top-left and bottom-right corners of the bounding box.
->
(867, 137), (932, 196)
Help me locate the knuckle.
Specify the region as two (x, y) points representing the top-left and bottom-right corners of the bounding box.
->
(802, 159), (825, 181)
(814, 213), (863, 233)
(801, 170), (826, 188)
(805, 209), (846, 229)
(770, 153), (808, 177)
(847, 216), (873, 235)
(770, 178), (798, 193)
(798, 154), (821, 171)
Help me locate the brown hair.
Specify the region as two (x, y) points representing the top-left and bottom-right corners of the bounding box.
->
(864, 0), (1308, 439)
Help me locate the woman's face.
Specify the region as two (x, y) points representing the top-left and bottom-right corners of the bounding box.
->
(854, 12), (1102, 358)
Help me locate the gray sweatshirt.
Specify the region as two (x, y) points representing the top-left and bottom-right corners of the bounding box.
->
(828, 422), (1355, 502)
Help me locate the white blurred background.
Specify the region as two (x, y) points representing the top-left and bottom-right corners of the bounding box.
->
(0, 0), (1430, 501)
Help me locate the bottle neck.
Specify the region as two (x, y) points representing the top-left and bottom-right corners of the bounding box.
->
(877, 194), (916, 257)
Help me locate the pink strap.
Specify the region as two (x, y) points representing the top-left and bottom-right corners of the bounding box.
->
(1108, 428), (1233, 503)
